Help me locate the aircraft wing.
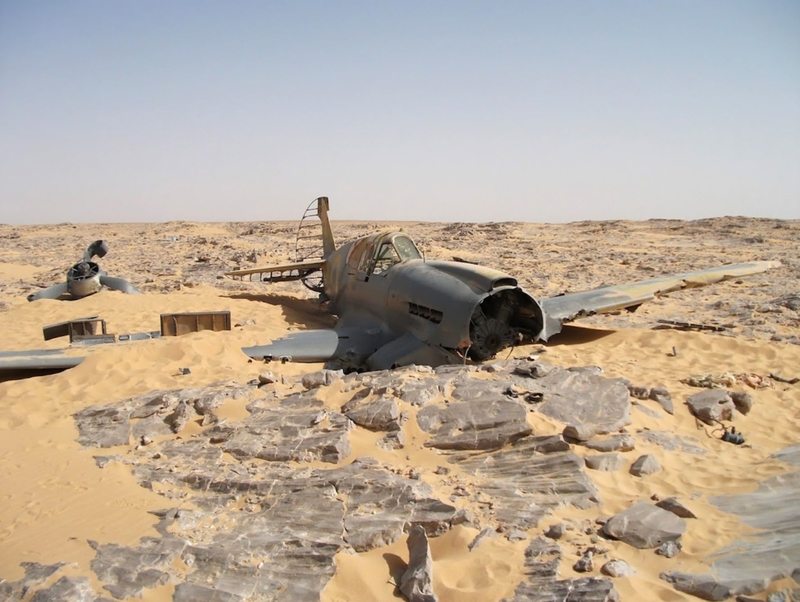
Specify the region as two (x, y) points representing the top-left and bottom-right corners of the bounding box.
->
(538, 260), (780, 339)
(0, 348), (85, 376)
(242, 328), (381, 365)
(226, 259), (325, 284)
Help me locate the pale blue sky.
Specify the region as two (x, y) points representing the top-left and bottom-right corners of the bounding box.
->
(1, 1), (798, 224)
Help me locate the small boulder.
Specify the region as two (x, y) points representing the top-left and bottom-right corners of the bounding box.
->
(657, 540), (682, 558)
(630, 454), (661, 477)
(544, 523), (566, 540)
(301, 369), (344, 390)
(400, 525), (437, 602)
(655, 497), (697, 519)
(628, 385), (650, 400)
(603, 501), (686, 549)
(585, 452), (626, 472)
(601, 559), (636, 578)
(257, 371), (276, 385)
(563, 424), (598, 442)
(573, 552), (594, 573)
(729, 391), (754, 415)
(584, 434), (636, 452)
(687, 390), (735, 425)
(649, 386), (674, 415)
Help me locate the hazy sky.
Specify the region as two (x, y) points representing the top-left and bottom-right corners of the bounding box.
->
(1, 1), (798, 224)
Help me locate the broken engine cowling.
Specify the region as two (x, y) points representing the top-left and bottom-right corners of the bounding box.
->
(66, 261), (104, 298)
(468, 287), (544, 361)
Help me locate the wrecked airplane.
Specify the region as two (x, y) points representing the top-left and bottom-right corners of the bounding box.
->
(27, 240), (140, 301)
(228, 197), (780, 370)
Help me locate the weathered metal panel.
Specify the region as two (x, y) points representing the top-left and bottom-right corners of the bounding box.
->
(160, 311), (232, 337)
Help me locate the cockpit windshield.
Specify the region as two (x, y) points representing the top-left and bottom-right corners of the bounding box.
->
(392, 235), (422, 260)
(371, 234), (422, 275)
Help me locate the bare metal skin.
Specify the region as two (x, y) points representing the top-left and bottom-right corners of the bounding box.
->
(229, 198), (779, 371)
(27, 240), (140, 302)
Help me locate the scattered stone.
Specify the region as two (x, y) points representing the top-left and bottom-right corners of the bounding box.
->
(508, 362), (632, 433)
(544, 523), (566, 540)
(660, 570), (767, 601)
(584, 434), (635, 452)
(563, 424), (598, 442)
(257, 371), (276, 385)
(468, 526), (496, 550)
(220, 408), (352, 464)
(630, 454), (661, 477)
(506, 530), (527, 542)
(649, 386), (674, 415)
(507, 537), (618, 600)
(165, 401), (193, 433)
(687, 390), (736, 425)
(29, 577), (97, 602)
(342, 395), (401, 431)
(585, 452), (626, 472)
(655, 497), (697, 519)
(766, 592), (789, 602)
(301, 369), (343, 390)
(603, 501), (686, 549)
(400, 525), (437, 602)
(601, 559), (636, 578)
(417, 397), (531, 451)
(657, 540), (682, 558)
(628, 385), (650, 400)
(378, 430), (405, 450)
(573, 551), (594, 573)
(730, 391), (755, 415)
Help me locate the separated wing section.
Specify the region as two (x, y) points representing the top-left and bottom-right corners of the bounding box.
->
(538, 260), (780, 340)
(225, 260), (325, 284)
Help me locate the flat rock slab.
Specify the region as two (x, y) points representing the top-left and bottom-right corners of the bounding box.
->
(505, 537), (618, 601)
(448, 437), (599, 530)
(602, 501), (686, 549)
(661, 444), (800, 599)
(417, 396), (532, 450)
(51, 366), (626, 600)
(505, 362), (632, 433)
(686, 389), (736, 425)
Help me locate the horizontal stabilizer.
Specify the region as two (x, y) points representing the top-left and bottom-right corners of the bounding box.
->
(539, 260), (780, 339)
(226, 259), (325, 284)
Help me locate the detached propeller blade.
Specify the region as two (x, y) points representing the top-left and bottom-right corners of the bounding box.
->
(27, 282), (69, 302)
(99, 276), (141, 294)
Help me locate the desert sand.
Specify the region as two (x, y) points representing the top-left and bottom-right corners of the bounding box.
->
(0, 215), (798, 601)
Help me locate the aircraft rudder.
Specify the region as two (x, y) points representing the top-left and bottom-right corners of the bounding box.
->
(316, 196), (336, 258)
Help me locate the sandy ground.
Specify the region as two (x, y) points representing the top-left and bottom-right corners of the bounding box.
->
(0, 215), (798, 601)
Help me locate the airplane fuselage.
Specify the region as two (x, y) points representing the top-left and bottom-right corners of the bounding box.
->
(321, 231), (545, 367)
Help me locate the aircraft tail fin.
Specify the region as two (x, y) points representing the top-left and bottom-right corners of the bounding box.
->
(317, 197), (336, 258)
(296, 197), (336, 262)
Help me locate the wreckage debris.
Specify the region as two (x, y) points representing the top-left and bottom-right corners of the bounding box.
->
(27, 239), (140, 301)
(233, 196), (780, 371)
(654, 319), (728, 332)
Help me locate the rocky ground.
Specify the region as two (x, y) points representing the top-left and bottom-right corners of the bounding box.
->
(0, 215), (798, 602)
